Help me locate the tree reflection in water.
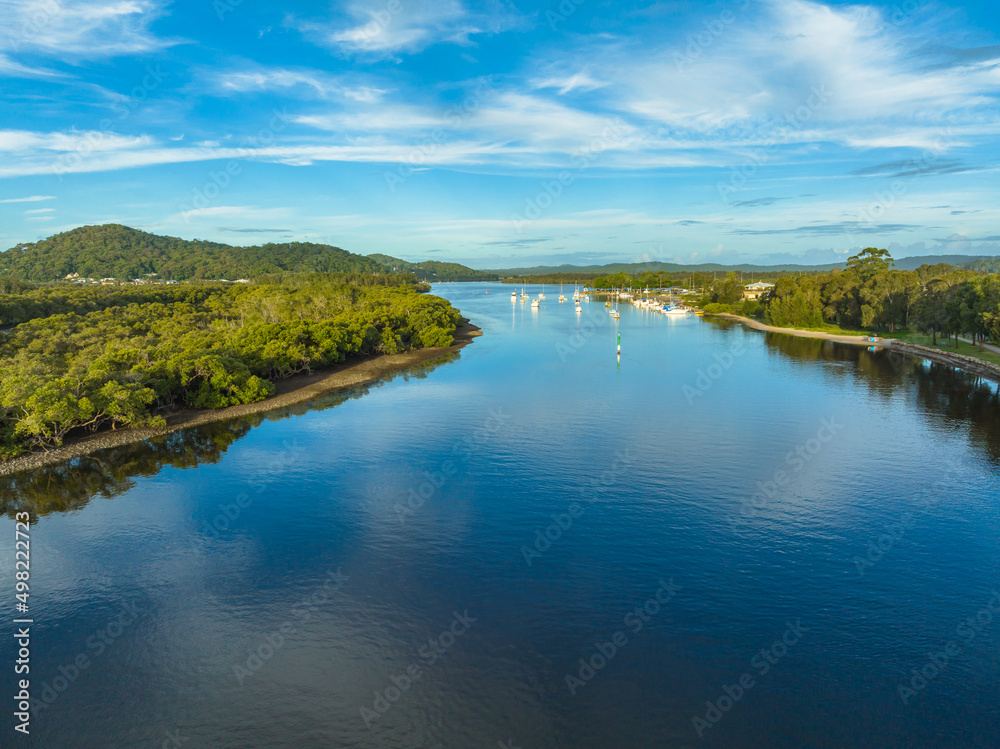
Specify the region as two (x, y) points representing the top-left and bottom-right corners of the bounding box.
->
(0, 353), (456, 519)
(762, 332), (1000, 464)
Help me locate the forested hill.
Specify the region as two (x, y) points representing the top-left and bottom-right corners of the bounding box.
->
(367, 254), (499, 282)
(0, 224), (385, 281)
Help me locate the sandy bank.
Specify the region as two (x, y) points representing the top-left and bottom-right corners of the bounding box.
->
(709, 312), (1000, 384)
(0, 322), (482, 476)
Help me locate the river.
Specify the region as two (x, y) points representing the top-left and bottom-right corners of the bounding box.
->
(2, 282), (999, 748)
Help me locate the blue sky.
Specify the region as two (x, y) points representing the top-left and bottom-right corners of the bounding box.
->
(1, 0), (998, 268)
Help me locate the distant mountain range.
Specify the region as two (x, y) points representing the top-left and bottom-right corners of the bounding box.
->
(485, 255), (995, 275)
(1, 225), (995, 282)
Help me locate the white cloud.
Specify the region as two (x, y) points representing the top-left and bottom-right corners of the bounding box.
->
(0, 194), (54, 202)
(548, 0), (1000, 153)
(0, 129), (153, 153)
(297, 0), (524, 57)
(0, 51), (65, 79)
(209, 66), (390, 105)
(23, 207), (54, 214)
(174, 205), (291, 222)
(0, 0), (173, 58)
(532, 72), (607, 95)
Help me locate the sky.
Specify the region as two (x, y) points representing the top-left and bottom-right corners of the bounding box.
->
(0, 0), (998, 268)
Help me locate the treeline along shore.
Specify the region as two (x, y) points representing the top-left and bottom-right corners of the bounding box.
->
(0, 271), (471, 466)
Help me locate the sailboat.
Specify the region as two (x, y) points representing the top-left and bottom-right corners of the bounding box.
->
(662, 287), (688, 315)
(538, 283), (546, 300)
(559, 283), (567, 303)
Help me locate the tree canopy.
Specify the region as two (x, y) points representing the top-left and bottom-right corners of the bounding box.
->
(0, 274), (462, 458)
(0, 224), (389, 281)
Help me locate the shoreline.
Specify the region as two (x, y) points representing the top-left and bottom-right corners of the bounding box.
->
(710, 312), (1000, 384)
(0, 322), (482, 477)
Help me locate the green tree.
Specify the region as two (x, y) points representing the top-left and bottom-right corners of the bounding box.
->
(847, 247), (894, 282)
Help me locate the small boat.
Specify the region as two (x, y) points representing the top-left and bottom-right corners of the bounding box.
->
(610, 309), (620, 319)
(575, 303), (582, 313)
(511, 291), (517, 302)
(531, 298), (540, 308)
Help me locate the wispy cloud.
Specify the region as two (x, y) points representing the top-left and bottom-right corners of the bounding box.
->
(730, 222), (931, 237)
(850, 160), (974, 178)
(0, 0), (174, 58)
(295, 0), (524, 58)
(211, 66), (388, 103)
(0, 194), (55, 203)
(732, 197), (792, 208)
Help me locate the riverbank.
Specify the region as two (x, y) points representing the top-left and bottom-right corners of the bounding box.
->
(0, 322), (482, 476)
(709, 312), (1000, 384)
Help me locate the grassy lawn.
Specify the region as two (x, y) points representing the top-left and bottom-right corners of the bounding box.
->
(884, 330), (1000, 367)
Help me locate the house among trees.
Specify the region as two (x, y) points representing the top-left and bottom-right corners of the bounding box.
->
(743, 281), (775, 300)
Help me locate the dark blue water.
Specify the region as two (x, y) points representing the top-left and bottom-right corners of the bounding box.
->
(2, 283), (999, 748)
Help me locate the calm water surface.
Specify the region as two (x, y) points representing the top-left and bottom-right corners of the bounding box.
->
(2, 283), (999, 748)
